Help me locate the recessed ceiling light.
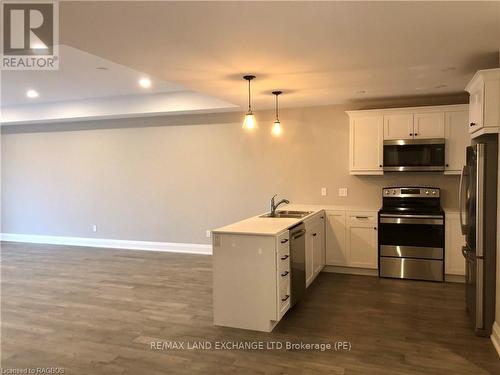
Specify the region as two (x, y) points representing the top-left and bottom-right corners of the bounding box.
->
(139, 77), (152, 88)
(26, 89), (39, 98)
(96, 67), (108, 70)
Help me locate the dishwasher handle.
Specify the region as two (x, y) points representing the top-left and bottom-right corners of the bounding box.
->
(291, 229), (306, 240)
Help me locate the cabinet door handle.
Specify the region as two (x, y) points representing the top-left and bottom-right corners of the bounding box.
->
(379, 164), (383, 167)
(281, 295), (290, 302)
(373, 227), (377, 230)
(320, 216), (324, 219)
(281, 271), (289, 277)
(445, 164), (449, 167)
(280, 239), (289, 244)
(280, 254), (289, 260)
(414, 133), (418, 136)
(312, 233), (317, 236)
(355, 216), (369, 219)
(409, 133), (413, 136)
(470, 122), (476, 127)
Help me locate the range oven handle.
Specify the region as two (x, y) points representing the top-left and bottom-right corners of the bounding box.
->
(379, 214), (443, 219)
(379, 217), (443, 225)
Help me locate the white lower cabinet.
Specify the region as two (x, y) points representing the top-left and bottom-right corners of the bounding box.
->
(445, 212), (466, 276)
(304, 213), (325, 287)
(326, 210), (378, 269)
(212, 230), (291, 332)
(325, 210), (347, 266)
(346, 212), (378, 269)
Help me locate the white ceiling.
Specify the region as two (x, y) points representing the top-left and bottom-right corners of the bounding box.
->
(58, 1), (500, 110)
(1, 1), (499, 124)
(1, 45), (186, 106)
(0, 45), (237, 124)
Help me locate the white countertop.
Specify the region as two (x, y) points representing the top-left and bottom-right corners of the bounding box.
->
(212, 203), (378, 236)
(212, 203), (459, 236)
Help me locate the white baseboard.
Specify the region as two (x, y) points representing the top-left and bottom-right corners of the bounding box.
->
(445, 274), (465, 283)
(322, 265), (378, 276)
(491, 321), (500, 357)
(0, 233), (212, 255)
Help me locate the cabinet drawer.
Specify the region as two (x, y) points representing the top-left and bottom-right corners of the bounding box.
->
(279, 280), (291, 306)
(279, 257), (290, 274)
(348, 212), (376, 225)
(279, 269), (290, 288)
(277, 232), (290, 253)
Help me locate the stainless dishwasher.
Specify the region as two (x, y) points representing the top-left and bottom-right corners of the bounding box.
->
(290, 223), (306, 306)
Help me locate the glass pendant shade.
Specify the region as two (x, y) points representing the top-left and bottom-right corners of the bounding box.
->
(271, 120), (282, 136)
(243, 112), (257, 130)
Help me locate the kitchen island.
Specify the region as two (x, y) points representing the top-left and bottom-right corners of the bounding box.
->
(212, 206), (324, 332)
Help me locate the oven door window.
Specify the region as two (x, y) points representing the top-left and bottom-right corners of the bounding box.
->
(379, 223), (444, 248)
(383, 144), (445, 167)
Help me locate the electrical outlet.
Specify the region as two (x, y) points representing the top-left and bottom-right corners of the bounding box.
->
(92, 224), (97, 233)
(321, 187), (327, 196)
(206, 230), (212, 238)
(338, 188), (348, 197)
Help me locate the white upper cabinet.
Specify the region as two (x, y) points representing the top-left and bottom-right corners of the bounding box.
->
(384, 112), (444, 140)
(413, 112), (445, 139)
(347, 104), (469, 175)
(384, 113), (413, 140)
(444, 111), (470, 175)
(466, 68), (500, 138)
(349, 115), (383, 175)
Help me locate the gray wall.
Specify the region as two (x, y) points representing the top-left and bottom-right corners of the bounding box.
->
(1, 103), (463, 244)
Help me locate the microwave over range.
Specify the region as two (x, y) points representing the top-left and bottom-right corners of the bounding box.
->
(383, 138), (445, 172)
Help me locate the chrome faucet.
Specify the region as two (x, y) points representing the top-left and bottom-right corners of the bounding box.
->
(270, 194), (290, 216)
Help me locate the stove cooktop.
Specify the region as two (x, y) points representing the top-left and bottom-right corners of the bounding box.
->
(379, 186), (444, 217)
(378, 206), (444, 216)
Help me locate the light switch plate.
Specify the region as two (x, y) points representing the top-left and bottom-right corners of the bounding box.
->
(206, 230), (212, 238)
(321, 187), (327, 196)
(338, 188), (348, 197)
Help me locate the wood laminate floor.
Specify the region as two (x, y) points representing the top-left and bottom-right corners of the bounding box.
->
(1, 242), (499, 374)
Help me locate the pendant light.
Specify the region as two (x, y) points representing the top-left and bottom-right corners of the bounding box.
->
(271, 90), (283, 136)
(242, 75), (257, 130)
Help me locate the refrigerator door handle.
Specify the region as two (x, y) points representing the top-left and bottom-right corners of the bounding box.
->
(459, 165), (467, 235)
(461, 246), (469, 260)
(476, 144), (485, 258)
(474, 143), (485, 331)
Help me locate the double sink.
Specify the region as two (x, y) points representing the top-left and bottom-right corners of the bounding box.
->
(260, 210), (313, 219)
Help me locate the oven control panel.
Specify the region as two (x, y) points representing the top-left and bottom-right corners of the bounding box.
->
(383, 187), (440, 198)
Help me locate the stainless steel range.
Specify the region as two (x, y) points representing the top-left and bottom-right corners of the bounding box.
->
(378, 187), (445, 282)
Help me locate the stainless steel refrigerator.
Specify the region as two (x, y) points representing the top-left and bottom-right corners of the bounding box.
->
(459, 134), (498, 337)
